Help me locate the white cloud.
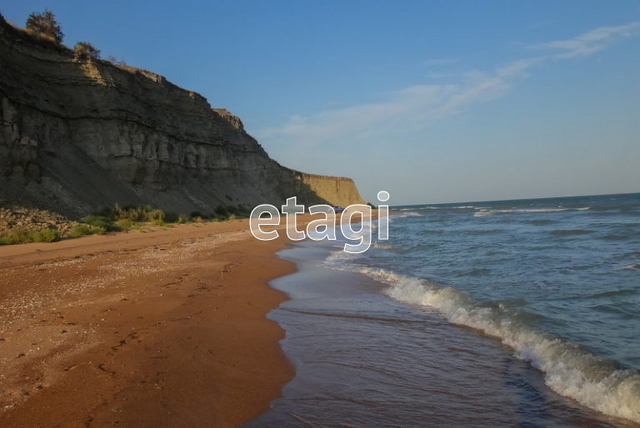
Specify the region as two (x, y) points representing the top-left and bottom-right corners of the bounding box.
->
(258, 59), (539, 146)
(257, 22), (640, 151)
(534, 21), (640, 58)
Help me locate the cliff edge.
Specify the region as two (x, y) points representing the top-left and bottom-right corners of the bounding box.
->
(0, 15), (365, 218)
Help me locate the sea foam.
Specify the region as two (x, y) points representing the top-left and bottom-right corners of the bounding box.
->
(353, 267), (640, 423)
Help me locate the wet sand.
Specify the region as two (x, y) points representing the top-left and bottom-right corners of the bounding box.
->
(0, 219), (298, 427)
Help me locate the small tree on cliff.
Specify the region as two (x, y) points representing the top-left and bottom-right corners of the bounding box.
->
(25, 9), (64, 44)
(74, 42), (101, 60)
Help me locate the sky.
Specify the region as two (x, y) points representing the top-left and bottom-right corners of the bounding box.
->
(1, 1), (639, 205)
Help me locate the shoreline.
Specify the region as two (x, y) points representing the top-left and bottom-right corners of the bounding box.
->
(0, 219), (298, 427)
(246, 216), (640, 428)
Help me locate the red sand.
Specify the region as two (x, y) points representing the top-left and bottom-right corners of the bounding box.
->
(0, 220), (296, 427)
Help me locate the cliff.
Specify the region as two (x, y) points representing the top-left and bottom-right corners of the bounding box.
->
(0, 15), (365, 218)
(295, 172), (367, 208)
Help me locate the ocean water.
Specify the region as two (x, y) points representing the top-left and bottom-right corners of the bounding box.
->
(246, 193), (640, 427)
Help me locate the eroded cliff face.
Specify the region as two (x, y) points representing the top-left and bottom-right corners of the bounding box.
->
(296, 173), (368, 208)
(0, 16), (365, 218)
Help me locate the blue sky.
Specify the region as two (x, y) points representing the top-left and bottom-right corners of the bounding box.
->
(2, 1), (639, 205)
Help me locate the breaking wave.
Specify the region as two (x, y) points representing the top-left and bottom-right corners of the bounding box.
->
(353, 267), (640, 423)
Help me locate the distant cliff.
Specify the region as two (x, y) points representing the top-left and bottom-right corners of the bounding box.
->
(0, 15), (365, 218)
(295, 173), (367, 208)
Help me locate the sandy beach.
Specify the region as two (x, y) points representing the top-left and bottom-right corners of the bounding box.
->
(0, 219), (299, 427)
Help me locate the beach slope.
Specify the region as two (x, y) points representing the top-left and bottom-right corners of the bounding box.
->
(0, 220), (294, 427)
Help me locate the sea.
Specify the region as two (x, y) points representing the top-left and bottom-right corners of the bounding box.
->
(245, 193), (640, 427)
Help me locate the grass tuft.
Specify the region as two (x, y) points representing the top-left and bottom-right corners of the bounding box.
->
(0, 227), (60, 245)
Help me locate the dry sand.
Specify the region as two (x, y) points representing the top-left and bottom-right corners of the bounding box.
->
(0, 219), (301, 427)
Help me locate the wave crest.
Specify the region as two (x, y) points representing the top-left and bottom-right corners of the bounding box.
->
(357, 267), (640, 423)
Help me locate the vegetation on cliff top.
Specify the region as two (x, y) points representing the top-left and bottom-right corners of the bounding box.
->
(73, 41), (101, 60)
(5, 9), (108, 64)
(25, 8), (64, 44)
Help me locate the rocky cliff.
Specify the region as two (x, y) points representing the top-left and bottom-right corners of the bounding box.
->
(0, 15), (365, 218)
(295, 173), (368, 208)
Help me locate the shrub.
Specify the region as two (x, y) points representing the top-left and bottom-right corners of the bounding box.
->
(226, 206), (240, 216)
(126, 206), (149, 222)
(76, 205), (182, 234)
(109, 205), (173, 224)
(74, 41), (100, 60)
(111, 204), (146, 222)
(215, 206), (229, 218)
(114, 218), (135, 231)
(232, 205), (251, 219)
(33, 228), (60, 242)
(147, 209), (166, 225)
(148, 209), (165, 222)
(10, 228), (30, 243)
(0, 227), (60, 244)
(0, 228), (29, 245)
(164, 212), (179, 223)
(68, 225), (92, 238)
(92, 226), (108, 235)
(82, 215), (113, 230)
(25, 9), (64, 44)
